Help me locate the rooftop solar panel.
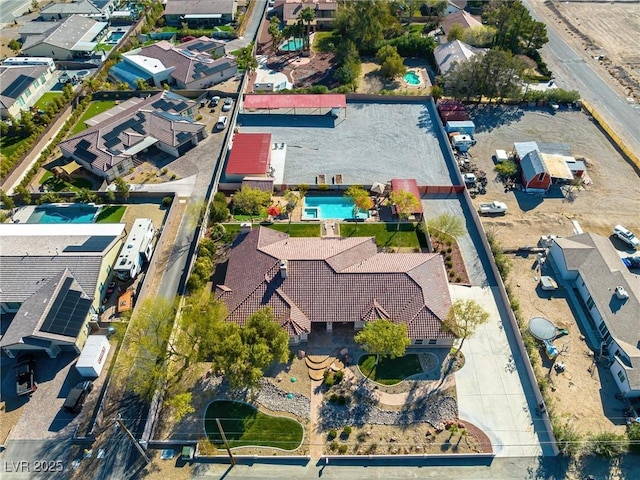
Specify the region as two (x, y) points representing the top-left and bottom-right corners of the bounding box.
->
(40, 277), (92, 338)
(63, 236), (113, 253)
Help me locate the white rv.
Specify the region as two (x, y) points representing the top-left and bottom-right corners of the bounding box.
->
(113, 218), (155, 281)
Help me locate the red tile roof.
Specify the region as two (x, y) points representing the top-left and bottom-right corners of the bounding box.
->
(216, 227), (453, 339)
(243, 94), (346, 110)
(226, 133), (272, 175)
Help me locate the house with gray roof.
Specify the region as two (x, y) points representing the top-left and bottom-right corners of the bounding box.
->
(0, 222), (126, 358)
(275, 0), (338, 30)
(548, 233), (640, 398)
(433, 39), (484, 75)
(109, 39), (236, 89)
(164, 0), (237, 28)
(58, 91), (206, 181)
(216, 227), (454, 345)
(0, 64), (55, 119)
(38, 0), (116, 21)
(20, 15), (108, 60)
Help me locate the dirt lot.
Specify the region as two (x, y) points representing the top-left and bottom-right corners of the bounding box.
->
(469, 104), (640, 435)
(530, 0), (640, 100)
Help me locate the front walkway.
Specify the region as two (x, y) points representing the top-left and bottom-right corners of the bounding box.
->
(450, 285), (545, 457)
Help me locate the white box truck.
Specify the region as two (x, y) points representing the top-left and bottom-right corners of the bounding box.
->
(76, 335), (110, 377)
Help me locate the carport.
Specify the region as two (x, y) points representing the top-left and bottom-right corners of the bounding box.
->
(242, 94), (347, 117)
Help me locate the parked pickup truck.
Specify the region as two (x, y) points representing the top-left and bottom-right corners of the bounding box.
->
(16, 354), (37, 397)
(478, 201), (508, 215)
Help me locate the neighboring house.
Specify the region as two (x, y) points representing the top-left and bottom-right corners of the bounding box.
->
(548, 233), (640, 398)
(441, 9), (482, 35)
(164, 0), (238, 28)
(0, 64), (55, 119)
(38, 0), (117, 21)
(275, 0), (338, 30)
(514, 141), (575, 193)
(446, 0), (468, 16)
(19, 15), (108, 60)
(109, 39), (236, 89)
(58, 91), (206, 181)
(433, 39), (483, 75)
(0, 223), (126, 358)
(216, 226), (454, 346)
(224, 132), (273, 182)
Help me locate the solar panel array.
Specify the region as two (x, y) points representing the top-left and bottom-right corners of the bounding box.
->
(40, 277), (92, 338)
(63, 236), (114, 253)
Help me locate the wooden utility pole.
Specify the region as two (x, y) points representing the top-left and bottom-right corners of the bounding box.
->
(215, 418), (235, 466)
(116, 416), (151, 463)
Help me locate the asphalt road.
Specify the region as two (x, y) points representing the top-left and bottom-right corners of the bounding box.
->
(0, 0), (31, 25)
(523, 0), (640, 159)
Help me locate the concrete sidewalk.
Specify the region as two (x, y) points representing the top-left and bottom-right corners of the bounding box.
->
(450, 285), (544, 457)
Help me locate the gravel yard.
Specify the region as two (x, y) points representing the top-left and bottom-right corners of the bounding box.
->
(469, 105), (640, 436)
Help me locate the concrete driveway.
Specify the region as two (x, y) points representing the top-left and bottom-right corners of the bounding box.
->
(449, 284), (550, 457)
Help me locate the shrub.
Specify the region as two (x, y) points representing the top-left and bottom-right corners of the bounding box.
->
(628, 423), (640, 453)
(323, 370), (335, 387)
(334, 370), (344, 383)
(449, 271), (455, 278)
(445, 255), (452, 262)
(357, 432), (367, 442)
(553, 419), (582, 457)
(329, 393), (339, 403)
(367, 443), (378, 453)
(337, 395), (349, 405)
(329, 441), (339, 451)
(587, 431), (628, 458)
(338, 444), (348, 454)
(162, 196), (173, 207)
(214, 191), (227, 204)
(456, 275), (462, 283)
(328, 429), (337, 440)
(495, 159), (518, 180)
(342, 425), (352, 439)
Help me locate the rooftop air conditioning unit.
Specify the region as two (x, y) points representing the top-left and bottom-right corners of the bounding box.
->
(615, 286), (629, 300)
(240, 222), (252, 234)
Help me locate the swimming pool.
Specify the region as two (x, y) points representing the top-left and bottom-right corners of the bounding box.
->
(302, 196), (369, 221)
(27, 204), (100, 224)
(404, 71), (421, 85)
(107, 31), (126, 44)
(280, 37), (304, 52)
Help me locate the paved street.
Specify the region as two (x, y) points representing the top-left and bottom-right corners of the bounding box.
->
(523, 0), (640, 160)
(0, 0), (31, 25)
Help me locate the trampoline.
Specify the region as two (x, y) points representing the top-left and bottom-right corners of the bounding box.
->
(528, 316), (558, 341)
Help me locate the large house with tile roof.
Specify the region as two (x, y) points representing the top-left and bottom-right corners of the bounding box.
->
(0, 223), (126, 358)
(548, 233), (640, 398)
(275, 0), (338, 31)
(216, 226), (454, 345)
(58, 91), (206, 181)
(164, 0), (237, 27)
(110, 38), (236, 90)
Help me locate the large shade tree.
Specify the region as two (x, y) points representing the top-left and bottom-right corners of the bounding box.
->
(355, 319), (411, 363)
(345, 185), (373, 228)
(388, 189), (420, 231)
(299, 6), (316, 51)
(232, 185), (271, 220)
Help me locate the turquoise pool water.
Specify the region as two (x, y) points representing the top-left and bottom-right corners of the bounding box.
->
(280, 38), (304, 52)
(302, 196), (369, 220)
(27, 204), (100, 224)
(404, 71), (421, 85)
(107, 31), (126, 44)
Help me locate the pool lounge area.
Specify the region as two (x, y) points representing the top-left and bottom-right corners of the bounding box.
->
(301, 195), (370, 221)
(12, 204), (101, 224)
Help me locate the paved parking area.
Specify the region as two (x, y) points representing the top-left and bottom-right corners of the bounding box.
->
(237, 102), (455, 186)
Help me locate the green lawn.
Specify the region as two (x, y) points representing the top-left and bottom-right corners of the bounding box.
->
(96, 205), (126, 223)
(205, 400), (303, 450)
(0, 135), (29, 159)
(267, 223), (321, 237)
(358, 354), (423, 385)
(35, 92), (63, 110)
(95, 43), (113, 51)
(340, 222), (425, 248)
(41, 171), (93, 192)
(70, 100), (116, 135)
(313, 31), (338, 52)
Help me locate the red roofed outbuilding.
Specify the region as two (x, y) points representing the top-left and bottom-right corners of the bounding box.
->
(225, 132), (272, 182)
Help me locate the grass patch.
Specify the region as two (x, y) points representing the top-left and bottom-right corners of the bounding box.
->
(42, 175), (92, 192)
(0, 135), (30, 159)
(267, 223), (321, 237)
(162, 27), (178, 32)
(340, 222), (422, 248)
(70, 100), (116, 135)
(313, 31), (338, 52)
(96, 205), (126, 223)
(34, 92), (64, 110)
(95, 43), (113, 51)
(205, 400), (303, 450)
(357, 354), (423, 385)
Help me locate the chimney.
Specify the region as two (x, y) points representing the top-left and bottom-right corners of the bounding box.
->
(280, 259), (288, 279)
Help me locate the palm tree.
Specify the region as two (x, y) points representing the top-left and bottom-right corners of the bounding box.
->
(299, 6), (316, 51)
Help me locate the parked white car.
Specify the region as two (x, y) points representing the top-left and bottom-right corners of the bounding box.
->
(613, 225), (640, 250)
